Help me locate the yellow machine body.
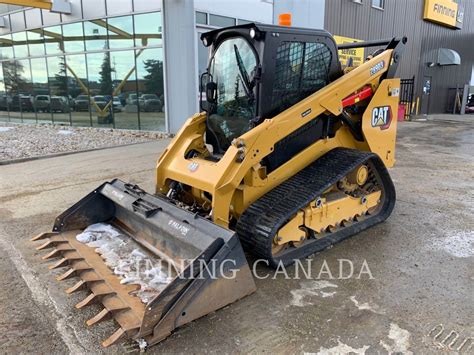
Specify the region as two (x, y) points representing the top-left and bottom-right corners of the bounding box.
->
(32, 22), (405, 349)
(156, 50), (399, 229)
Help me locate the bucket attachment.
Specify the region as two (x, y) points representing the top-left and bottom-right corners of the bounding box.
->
(32, 179), (256, 348)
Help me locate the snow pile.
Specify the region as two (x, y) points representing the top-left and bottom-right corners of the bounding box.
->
(76, 223), (175, 303)
(431, 230), (474, 258)
(57, 130), (75, 135)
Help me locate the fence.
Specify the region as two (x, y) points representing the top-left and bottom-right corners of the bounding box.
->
(400, 76), (415, 120)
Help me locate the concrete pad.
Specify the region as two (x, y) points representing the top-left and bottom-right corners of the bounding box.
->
(0, 119), (473, 353)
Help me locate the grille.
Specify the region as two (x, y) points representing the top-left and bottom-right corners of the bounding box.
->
(271, 41), (332, 116)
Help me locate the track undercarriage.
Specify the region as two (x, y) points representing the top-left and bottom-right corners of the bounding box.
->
(237, 148), (396, 267)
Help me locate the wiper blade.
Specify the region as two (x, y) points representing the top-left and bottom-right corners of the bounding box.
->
(233, 44), (254, 100)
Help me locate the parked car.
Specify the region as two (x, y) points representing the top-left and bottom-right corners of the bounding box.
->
(118, 93), (127, 106)
(126, 93), (138, 106)
(139, 94), (162, 112)
(9, 95), (21, 111)
(22, 95), (34, 112)
(0, 95), (10, 110)
(74, 95), (90, 112)
(92, 95), (108, 111)
(34, 95), (50, 112)
(112, 97), (123, 112)
(50, 96), (71, 113)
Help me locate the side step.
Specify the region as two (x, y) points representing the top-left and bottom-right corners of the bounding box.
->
(32, 179), (256, 347)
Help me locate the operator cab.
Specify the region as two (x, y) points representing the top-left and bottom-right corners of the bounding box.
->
(200, 23), (342, 155)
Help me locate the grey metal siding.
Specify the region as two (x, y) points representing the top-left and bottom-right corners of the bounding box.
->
(325, 0), (474, 114)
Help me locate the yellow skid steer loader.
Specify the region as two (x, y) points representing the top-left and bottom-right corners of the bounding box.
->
(32, 23), (406, 349)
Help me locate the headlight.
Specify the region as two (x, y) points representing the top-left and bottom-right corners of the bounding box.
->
(202, 37), (209, 47)
(250, 28), (256, 39)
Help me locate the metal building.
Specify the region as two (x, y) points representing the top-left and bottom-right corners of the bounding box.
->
(324, 0), (474, 115)
(0, 0), (471, 133)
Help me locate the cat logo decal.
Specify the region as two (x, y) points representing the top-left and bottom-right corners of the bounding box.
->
(371, 106), (392, 130)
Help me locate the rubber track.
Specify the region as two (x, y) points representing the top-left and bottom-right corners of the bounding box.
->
(236, 147), (396, 267)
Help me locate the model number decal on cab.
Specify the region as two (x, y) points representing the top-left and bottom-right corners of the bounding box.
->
(371, 106), (391, 130)
(370, 61), (385, 76)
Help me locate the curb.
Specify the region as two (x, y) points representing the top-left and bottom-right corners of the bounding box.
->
(0, 140), (159, 166)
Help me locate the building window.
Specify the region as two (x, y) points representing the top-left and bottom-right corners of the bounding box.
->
(209, 14), (235, 27)
(107, 16), (134, 49)
(62, 22), (85, 53)
(44, 26), (63, 55)
(371, 0), (384, 9)
(84, 20), (108, 51)
(12, 32), (28, 58)
(237, 19), (253, 25)
(0, 11), (165, 131)
(0, 34), (14, 60)
(134, 12), (162, 47)
(196, 11), (207, 25)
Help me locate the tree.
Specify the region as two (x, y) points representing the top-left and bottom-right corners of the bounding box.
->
(143, 59), (164, 96)
(99, 52), (114, 95)
(52, 57), (68, 97)
(2, 60), (27, 94)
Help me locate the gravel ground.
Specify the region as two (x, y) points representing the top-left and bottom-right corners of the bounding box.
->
(0, 122), (169, 162)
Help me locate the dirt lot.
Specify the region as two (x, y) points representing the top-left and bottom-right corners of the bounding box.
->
(0, 115), (472, 353)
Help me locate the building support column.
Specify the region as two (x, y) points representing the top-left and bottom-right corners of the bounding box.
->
(162, 0), (197, 133)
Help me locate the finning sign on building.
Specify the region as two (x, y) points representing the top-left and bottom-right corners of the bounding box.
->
(423, 0), (463, 29)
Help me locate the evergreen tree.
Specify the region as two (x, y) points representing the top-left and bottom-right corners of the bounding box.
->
(99, 52), (114, 95)
(143, 59), (164, 96)
(3, 60), (27, 94)
(52, 57), (68, 96)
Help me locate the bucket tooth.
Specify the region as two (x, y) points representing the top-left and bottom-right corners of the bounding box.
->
(66, 279), (86, 294)
(75, 293), (97, 309)
(31, 232), (56, 242)
(42, 248), (61, 260)
(102, 327), (126, 348)
(56, 268), (76, 281)
(36, 239), (69, 250)
(86, 308), (110, 326)
(49, 257), (68, 269)
(42, 244), (74, 259)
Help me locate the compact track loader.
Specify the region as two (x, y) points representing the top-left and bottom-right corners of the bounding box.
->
(32, 23), (406, 348)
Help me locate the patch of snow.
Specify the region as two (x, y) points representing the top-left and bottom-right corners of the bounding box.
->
(431, 230), (474, 258)
(57, 130), (75, 135)
(321, 291), (337, 298)
(315, 339), (370, 354)
(76, 223), (175, 303)
(0, 126), (13, 132)
(350, 296), (385, 314)
(290, 281), (338, 307)
(380, 323), (412, 354)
